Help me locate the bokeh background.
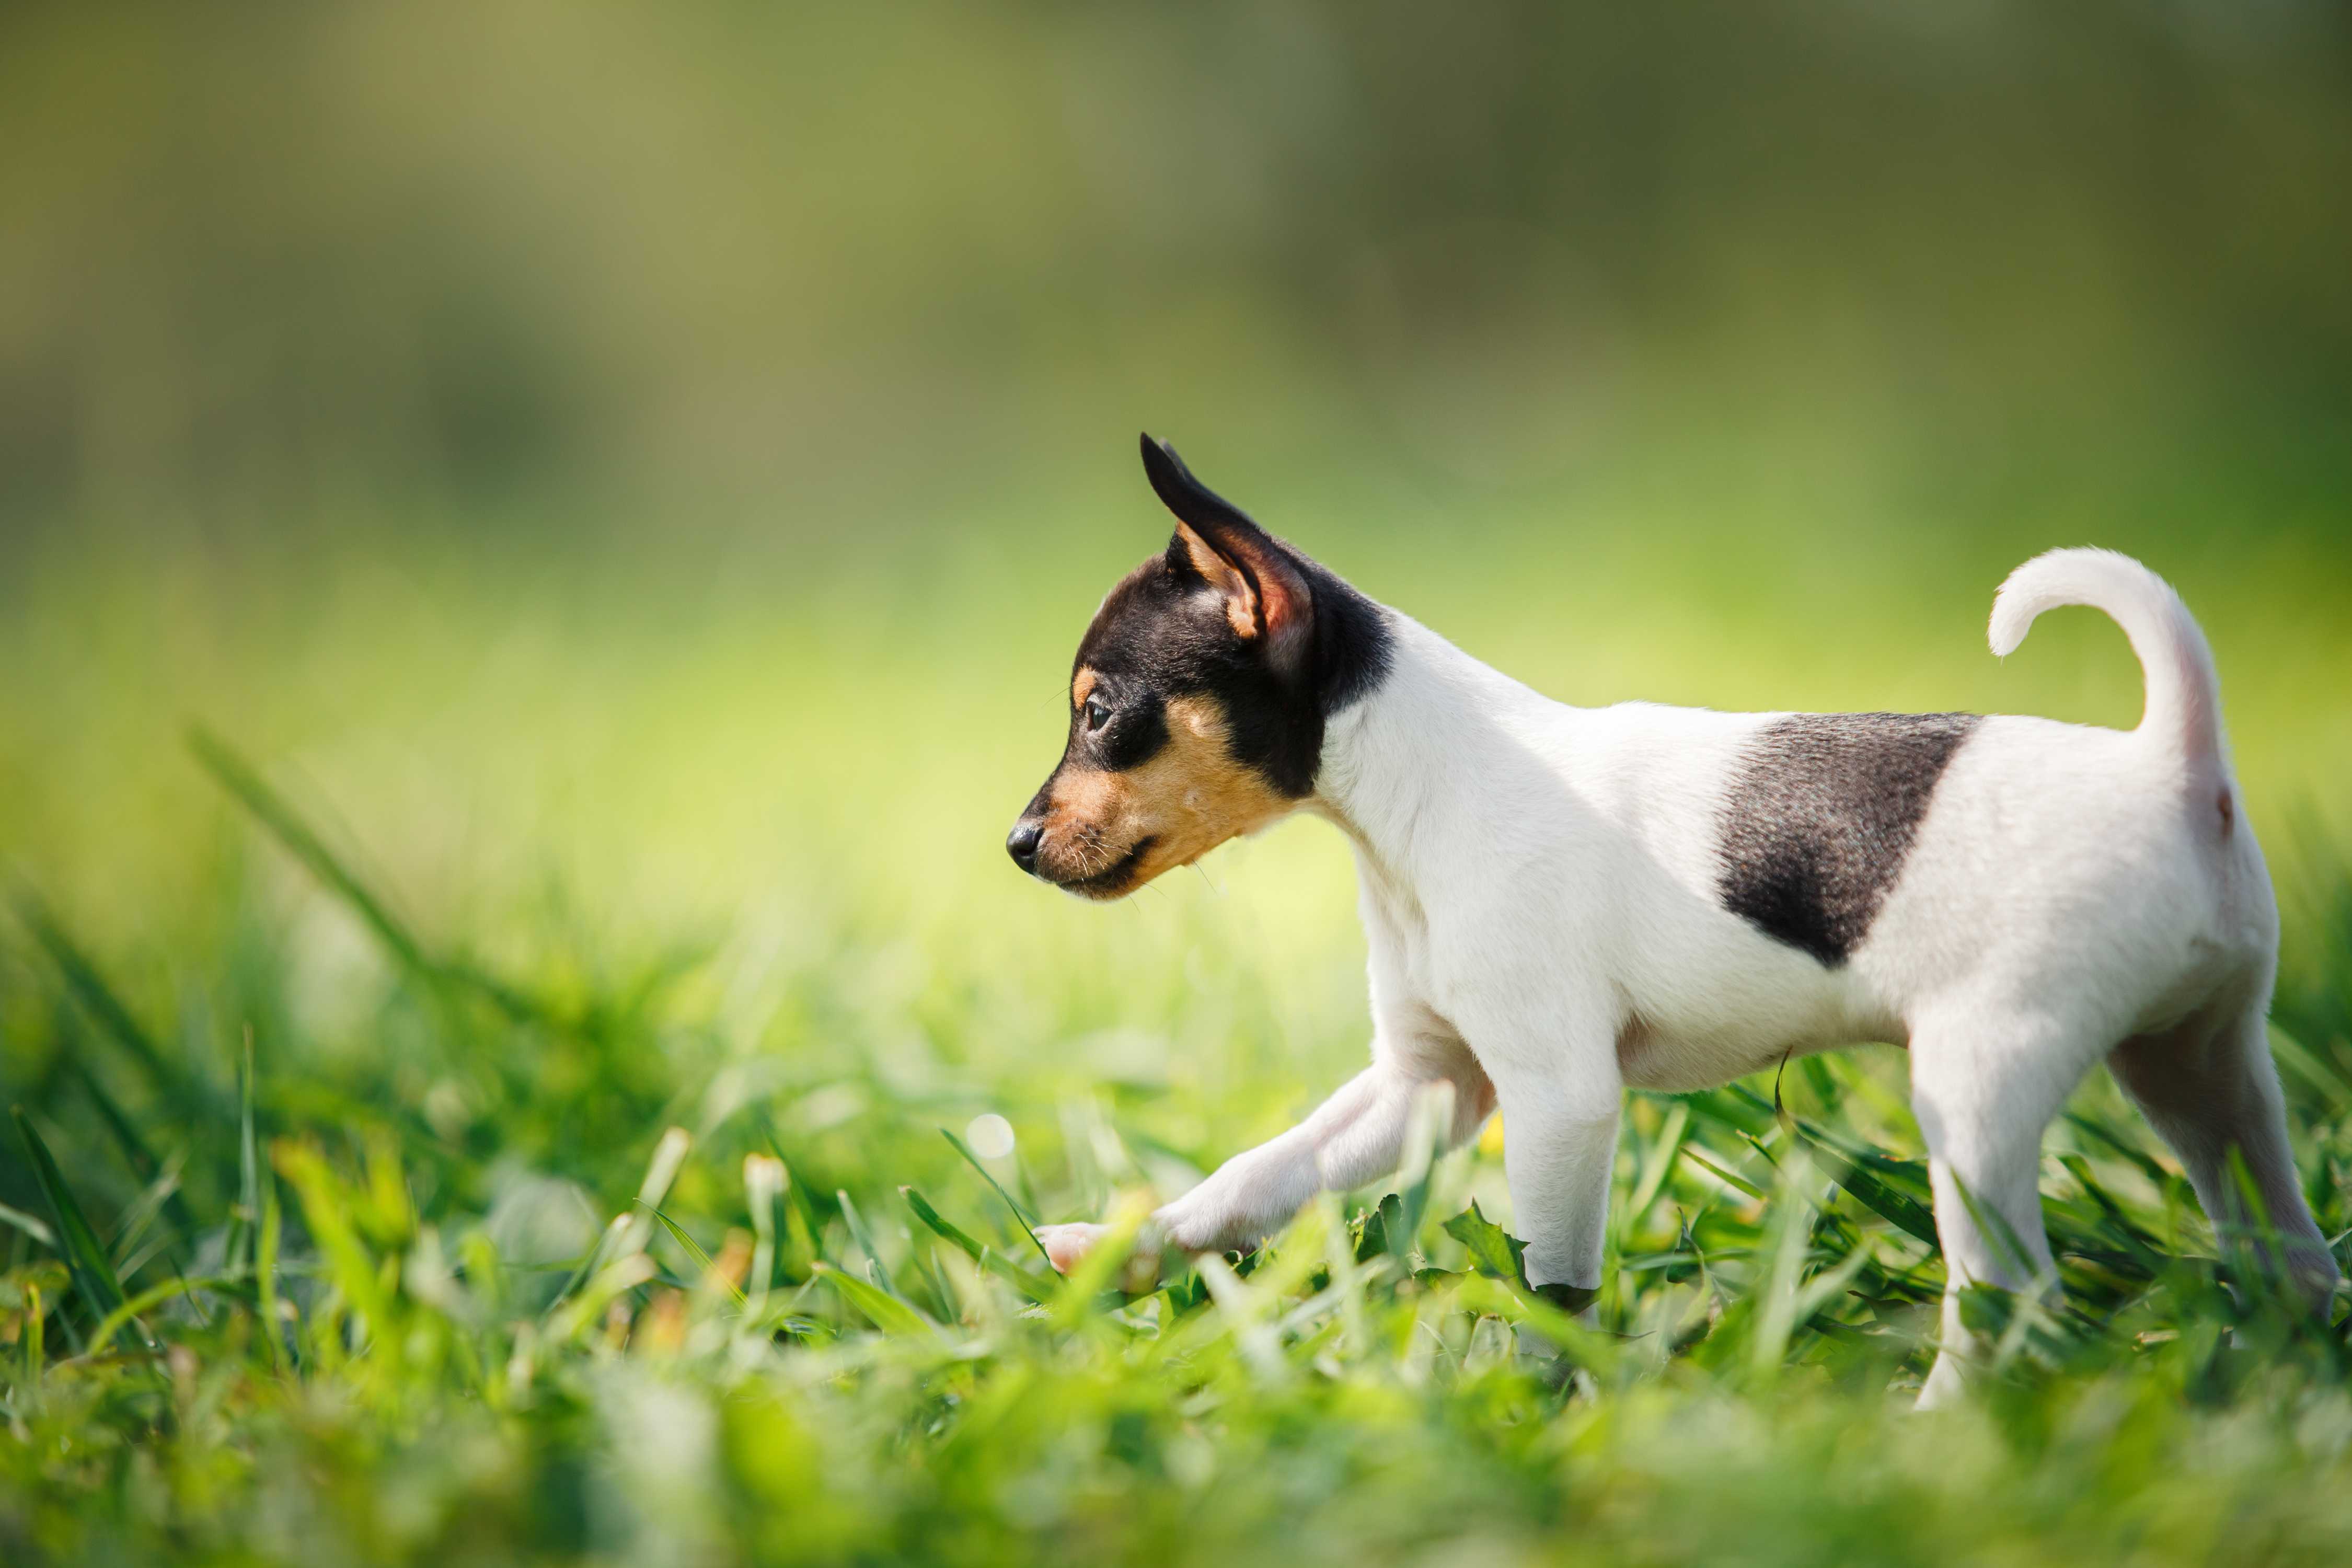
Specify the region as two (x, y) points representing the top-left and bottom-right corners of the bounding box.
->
(4, 0), (2351, 1183)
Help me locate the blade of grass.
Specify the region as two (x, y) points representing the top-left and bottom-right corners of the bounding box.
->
(1460, 1273), (1624, 1375)
(188, 728), (547, 1023)
(62, 1055), (204, 1241)
(548, 1254), (658, 1344)
(744, 1155), (785, 1312)
(1952, 1170), (2041, 1285)
(86, 1272), (247, 1359)
(188, 728), (429, 971)
(21, 1282), (42, 1381)
(1680, 1142), (1768, 1201)
(759, 1122), (828, 1268)
(2065, 1113), (2177, 1190)
(904, 1189), (1054, 1304)
(2268, 1023), (2352, 1111)
(257, 1171), (285, 1373)
(544, 1217), (629, 1319)
(942, 1127), (1049, 1264)
(271, 1139), (391, 1329)
(903, 1186), (984, 1261)
(611, 1126), (693, 1261)
(108, 1155), (188, 1272)
(1747, 1166), (1821, 1382)
(1783, 1119), (1941, 1249)
(643, 1203), (745, 1306)
(63, 1052), (212, 1324)
(1622, 1101), (1691, 1235)
(1684, 1083), (1779, 1138)
(834, 1188), (905, 1299)
(1048, 1194), (1151, 1327)
(1185, 1250), (1290, 1385)
(981, 1249), (1058, 1306)
(812, 1261), (939, 1339)
(227, 1031), (260, 1275)
(0, 1199), (57, 1250)
(2057, 1154), (2165, 1263)
(13, 1106), (142, 1346)
(12, 889), (195, 1106)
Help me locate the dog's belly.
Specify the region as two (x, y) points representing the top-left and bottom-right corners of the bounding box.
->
(1613, 1017), (1895, 1093)
(1614, 988), (1903, 1093)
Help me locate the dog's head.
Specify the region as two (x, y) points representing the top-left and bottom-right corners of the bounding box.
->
(1005, 435), (1388, 899)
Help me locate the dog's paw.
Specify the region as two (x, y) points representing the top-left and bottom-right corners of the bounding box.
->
(1034, 1222), (1109, 1275)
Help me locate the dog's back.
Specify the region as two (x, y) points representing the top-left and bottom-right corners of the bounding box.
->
(1508, 549), (2270, 1087)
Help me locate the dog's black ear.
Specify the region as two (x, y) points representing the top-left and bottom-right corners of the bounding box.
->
(1140, 433), (1313, 677)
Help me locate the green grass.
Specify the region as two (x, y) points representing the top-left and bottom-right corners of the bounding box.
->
(4, 498), (2352, 1566)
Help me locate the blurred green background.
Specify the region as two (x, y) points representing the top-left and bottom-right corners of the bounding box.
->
(4, 0), (2351, 1116)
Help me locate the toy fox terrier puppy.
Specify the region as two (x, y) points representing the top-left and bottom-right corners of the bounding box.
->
(1007, 434), (2337, 1404)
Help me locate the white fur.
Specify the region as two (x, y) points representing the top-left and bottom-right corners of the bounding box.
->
(1036, 549), (2335, 1404)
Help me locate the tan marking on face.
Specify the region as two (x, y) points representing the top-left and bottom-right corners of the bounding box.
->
(1037, 695), (1292, 897)
(1051, 760), (1120, 821)
(1071, 667), (1099, 712)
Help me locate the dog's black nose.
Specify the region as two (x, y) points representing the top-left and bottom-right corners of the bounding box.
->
(1006, 820), (1043, 874)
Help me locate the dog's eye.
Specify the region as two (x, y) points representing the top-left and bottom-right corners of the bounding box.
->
(1082, 695), (1111, 732)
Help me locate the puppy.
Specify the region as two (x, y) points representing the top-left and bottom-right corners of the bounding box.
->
(1007, 434), (2337, 1403)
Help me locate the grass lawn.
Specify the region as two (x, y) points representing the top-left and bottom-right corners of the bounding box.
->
(4, 472), (2351, 1566)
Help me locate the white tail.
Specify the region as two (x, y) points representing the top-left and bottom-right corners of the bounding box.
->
(1988, 548), (2223, 764)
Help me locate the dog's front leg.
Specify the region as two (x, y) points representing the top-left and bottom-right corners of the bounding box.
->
(1037, 1043), (1491, 1273)
(1480, 1036), (1623, 1308)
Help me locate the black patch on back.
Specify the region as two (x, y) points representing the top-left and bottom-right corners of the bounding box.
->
(1716, 712), (1981, 967)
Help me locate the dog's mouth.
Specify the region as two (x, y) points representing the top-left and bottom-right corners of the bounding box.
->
(1050, 836), (1155, 899)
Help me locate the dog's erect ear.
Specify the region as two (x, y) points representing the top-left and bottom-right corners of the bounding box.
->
(1140, 433), (1313, 677)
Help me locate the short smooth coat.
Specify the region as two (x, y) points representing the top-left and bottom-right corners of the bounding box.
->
(1014, 441), (2333, 1407)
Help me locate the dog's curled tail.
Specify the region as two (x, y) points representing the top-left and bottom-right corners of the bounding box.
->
(1989, 547), (2223, 766)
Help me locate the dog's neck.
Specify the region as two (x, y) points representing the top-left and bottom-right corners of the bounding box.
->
(1308, 610), (1564, 913)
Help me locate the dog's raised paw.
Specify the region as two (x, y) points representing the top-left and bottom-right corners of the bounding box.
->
(1034, 1222), (1109, 1274)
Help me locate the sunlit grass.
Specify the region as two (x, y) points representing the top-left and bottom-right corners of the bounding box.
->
(3, 498), (2351, 1564)
(3, 734), (2349, 1565)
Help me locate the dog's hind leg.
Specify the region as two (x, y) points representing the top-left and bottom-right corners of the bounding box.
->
(2109, 1003), (2338, 1308)
(1908, 1007), (2104, 1408)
